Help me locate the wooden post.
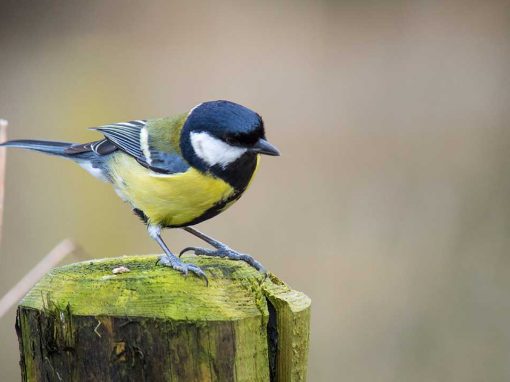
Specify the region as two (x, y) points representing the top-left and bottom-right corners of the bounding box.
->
(16, 255), (311, 381)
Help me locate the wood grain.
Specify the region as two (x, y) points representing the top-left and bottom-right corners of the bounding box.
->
(16, 255), (311, 381)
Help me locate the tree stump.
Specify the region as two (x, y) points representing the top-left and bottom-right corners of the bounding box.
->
(16, 255), (311, 381)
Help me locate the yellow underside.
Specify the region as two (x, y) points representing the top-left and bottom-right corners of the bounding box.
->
(108, 153), (235, 226)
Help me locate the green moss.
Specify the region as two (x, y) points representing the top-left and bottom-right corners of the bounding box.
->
(17, 313), (35, 381)
(20, 255), (267, 321)
(262, 273), (312, 381)
(17, 255), (311, 381)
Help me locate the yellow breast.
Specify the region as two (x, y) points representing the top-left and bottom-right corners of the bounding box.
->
(108, 153), (235, 227)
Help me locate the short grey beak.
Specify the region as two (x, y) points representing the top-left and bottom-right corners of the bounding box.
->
(251, 138), (280, 156)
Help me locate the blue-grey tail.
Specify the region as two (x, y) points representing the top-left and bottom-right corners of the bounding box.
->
(0, 139), (75, 157)
(1, 139), (113, 182)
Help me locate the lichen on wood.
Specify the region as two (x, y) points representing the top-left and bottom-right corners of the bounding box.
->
(16, 255), (311, 381)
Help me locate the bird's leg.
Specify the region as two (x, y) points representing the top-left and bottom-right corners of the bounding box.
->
(180, 226), (266, 274)
(148, 225), (208, 283)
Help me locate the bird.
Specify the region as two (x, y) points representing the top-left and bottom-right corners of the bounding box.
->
(0, 100), (279, 282)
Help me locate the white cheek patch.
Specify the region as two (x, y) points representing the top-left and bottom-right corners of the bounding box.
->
(190, 132), (247, 168)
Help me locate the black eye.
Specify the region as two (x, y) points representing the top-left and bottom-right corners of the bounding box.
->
(225, 136), (238, 145)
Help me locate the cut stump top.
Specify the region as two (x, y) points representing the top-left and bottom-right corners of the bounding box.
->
(19, 255), (310, 322)
(18, 255), (311, 381)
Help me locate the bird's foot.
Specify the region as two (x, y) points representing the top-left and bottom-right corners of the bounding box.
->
(179, 245), (266, 274)
(157, 254), (208, 285)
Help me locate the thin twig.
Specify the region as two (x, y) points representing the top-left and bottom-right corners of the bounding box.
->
(0, 239), (76, 318)
(0, 119), (7, 245)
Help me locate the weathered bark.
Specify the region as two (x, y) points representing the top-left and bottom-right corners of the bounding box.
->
(16, 255), (310, 381)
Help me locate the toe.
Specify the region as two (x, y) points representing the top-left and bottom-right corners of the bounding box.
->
(186, 264), (209, 286)
(179, 247), (196, 257)
(179, 247), (213, 257)
(157, 255), (171, 266)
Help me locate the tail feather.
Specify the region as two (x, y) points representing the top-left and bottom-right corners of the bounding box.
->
(1, 139), (110, 181)
(0, 139), (75, 156)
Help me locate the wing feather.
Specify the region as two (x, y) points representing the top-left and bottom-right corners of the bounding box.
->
(92, 121), (147, 161)
(90, 120), (189, 174)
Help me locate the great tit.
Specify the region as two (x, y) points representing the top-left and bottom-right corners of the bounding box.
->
(1, 100), (279, 282)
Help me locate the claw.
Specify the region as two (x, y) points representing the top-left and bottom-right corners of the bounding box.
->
(179, 247), (195, 257)
(177, 246), (266, 274)
(157, 255), (208, 285)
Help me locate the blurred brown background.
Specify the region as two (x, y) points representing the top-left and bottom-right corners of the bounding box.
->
(1, 0), (510, 380)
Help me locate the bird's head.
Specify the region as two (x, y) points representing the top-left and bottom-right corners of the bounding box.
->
(181, 100), (279, 172)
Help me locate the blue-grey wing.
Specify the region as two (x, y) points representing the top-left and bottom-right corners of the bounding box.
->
(92, 120), (147, 160)
(149, 151), (190, 174)
(87, 120), (189, 174)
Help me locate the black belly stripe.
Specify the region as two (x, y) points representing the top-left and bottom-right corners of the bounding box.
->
(168, 190), (244, 228)
(167, 153), (259, 228)
(134, 152), (258, 229)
